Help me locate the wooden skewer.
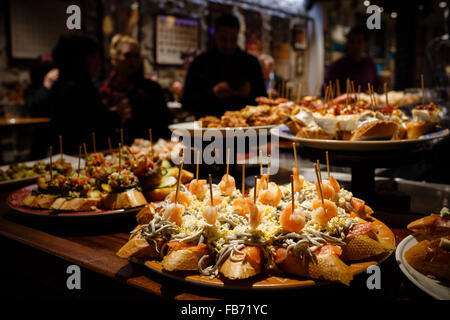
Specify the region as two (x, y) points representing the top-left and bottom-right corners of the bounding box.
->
(107, 137), (112, 154)
(367, 83), (374, 108)
(59, 135), (63, 161)
(267, 154), (271, 183)
(226, 148), (230, 177)
(316, 159), (322, 182)
(209, 174), (213, 206)
(118, 143), (122, 171)
(92, 132), (96, 153)
(372, 85), (377, 106)
(336, 79), (341, 97)
(420, 74), (425, 106)
(241, 162), (245, 198)
(357, 85), (361, 102)
(324, 86), (329, 103)
(49, 146), (53, 181)
(291, 175), (295, 212)
(293, 142), (298, 172)
(384, 82), (389, 106)
(83, 143), (88, 159)
(296, 83), (302, 104)
(314, 163), (325, 207)
(196, 149), (200, 181)
(148, 128), (153, 160)
(326, 151), (330, 179)
(254, 176), (257, 204)
(78, 146), (82, 178)
(174, 160), (184, 205)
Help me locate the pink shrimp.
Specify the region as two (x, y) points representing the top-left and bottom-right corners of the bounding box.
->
(255, 174), (269, 196)
(257, 182), (282, 207)
(247, 200), (262, 229)
(311, 199), (338, 226)
(279, 205), (306, 233)
(168, 191), (191, 207)
(329, 175), (340, 193)
(202, 205), (218, 225)
(189, 179), (207, 199)
(315, 180), (336, 200)
(292, 167), (304, 193)
(232, 198), (251, 216)
(162, 203), (184, 226)
(205, 196), (224, 206)
(218, 174), (235, 196)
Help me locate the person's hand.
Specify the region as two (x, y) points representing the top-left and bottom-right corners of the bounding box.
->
(213, 82), (233, 99)
(235, 82), (252, 97)
(268, 88), (278, 98)
(43, 68), (59, 89)
(115, 98), (132, 124)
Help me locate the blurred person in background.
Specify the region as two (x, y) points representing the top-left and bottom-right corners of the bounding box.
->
(99, 34), (171, 144)
(24, 55), (58, 159)
(323, 26), (380, 95)
(258, 54), (283, 98)
(48, 34), (123, 154)
(181, 13), (266, 118)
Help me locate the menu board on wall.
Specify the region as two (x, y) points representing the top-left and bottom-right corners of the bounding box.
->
(155, 15), (199, 65)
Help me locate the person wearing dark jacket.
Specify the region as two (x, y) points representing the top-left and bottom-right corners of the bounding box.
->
(181, 14), (267, 118)
(48, 34), (123, 154)
(99, 34), (171, 144)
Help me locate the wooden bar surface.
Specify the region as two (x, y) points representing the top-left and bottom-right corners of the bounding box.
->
(0, 189), (431, 300)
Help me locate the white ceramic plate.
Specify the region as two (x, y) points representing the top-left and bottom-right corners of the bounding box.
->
(0, 155), (85, 187)
(169, 121), (275, 136)
(270, 124), (449, 151)
(396, 234), (450, 300)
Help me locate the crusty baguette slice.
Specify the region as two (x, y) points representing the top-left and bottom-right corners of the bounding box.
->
(116, 233), (164, 259)
(143, 186), (175, 202)
(351, 120), (398, 141)
(23, 194), (58, 209)
(404, 238), (450, 282)
(50, 197), (101, 211)
(278, 251), (353, 286)
(406, 121), (434, 139)
(136, 204), (155, 225)
(219, 246), (262, 280)
(102, 189), (147, 209)
(161, 244), (210, 272)
(407, 214), (450, 239)
(180, 169), (194, 184)
(341, 234), (394, 261)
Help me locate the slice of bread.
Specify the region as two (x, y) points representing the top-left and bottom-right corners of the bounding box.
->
(350, 120), (398, 141)
(102, 189), (147, 209)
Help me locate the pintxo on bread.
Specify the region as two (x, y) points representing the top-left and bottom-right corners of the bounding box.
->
(117, 163), (394, 286)
(22, 139), (193, 212)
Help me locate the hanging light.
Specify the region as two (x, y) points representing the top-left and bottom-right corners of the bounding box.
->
(391, 12), (398, 18)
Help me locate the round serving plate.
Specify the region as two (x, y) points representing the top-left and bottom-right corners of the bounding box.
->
(134, 218), (395, 291)
(270, 124), (449, 152)
(169, 121), (276, 136)
(396, 234), (450, 300)
(7, 184), (143, 218)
